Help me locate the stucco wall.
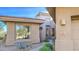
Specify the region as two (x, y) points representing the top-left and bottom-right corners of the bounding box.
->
(55, 7), (79, 51)
(36, 13), (55, 41)
(30, 24), (40, 43)
(40, 24), (46, 41)
(6, 22), (16, 45)
(6, 22), (40, 45)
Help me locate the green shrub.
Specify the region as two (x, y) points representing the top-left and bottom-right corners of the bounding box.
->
(39, 45), (51, 51)
(0, 37), (3, 40)
(39, 42), (55, 51)
(44, 42), (53, 50)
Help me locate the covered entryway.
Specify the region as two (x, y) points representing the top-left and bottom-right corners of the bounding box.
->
(0, 16), (43, 46)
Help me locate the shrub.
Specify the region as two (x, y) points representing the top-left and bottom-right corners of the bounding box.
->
(39, 42), (54, 51)
(39, 45), (51, 51)
(0, 37), (3, 40)
(44, 42), (53, 50)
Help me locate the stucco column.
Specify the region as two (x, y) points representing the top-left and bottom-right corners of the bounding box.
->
(6, 22), (16, 45)
(30, 24), (40, 43)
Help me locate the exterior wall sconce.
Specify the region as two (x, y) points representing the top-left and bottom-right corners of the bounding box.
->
(60, 19), (66, 26)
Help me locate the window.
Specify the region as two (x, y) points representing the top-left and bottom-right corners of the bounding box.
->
(16, 24), (30, 40)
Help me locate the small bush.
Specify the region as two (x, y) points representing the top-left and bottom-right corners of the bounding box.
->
(44, 42), (53, 50)
(39, 42), (54, 51)
(0, 37), (3, 40)
(39, 46), (51, 51)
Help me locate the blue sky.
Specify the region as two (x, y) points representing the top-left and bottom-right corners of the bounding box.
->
(0, 7), (47, 18)
(0, 7), (47, 31)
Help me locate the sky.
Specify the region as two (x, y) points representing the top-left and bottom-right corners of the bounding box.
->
(0, 7), (47, 31)
(0, 7), (47, 18)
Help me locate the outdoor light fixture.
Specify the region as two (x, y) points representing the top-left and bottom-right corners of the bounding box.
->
(60, 19), (66, 26)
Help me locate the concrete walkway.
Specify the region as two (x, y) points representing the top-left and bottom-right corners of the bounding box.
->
(31, 43), (43, 51)
(30, 42), (52, 51)
(0, 42), (43, 51)
(0, 37), (55, 51)
(30, 37), (55, 51)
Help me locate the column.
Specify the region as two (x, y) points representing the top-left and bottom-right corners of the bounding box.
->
(6, 22), (16, 45)
(30, 24), (40, 43)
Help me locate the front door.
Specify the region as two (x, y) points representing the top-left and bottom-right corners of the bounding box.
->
(72, 20), (79, 50)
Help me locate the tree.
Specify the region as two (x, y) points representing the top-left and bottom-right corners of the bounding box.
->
(0, 21), (6, 40)
(16, 25), (29, 39)
(0, 21), (6, 29)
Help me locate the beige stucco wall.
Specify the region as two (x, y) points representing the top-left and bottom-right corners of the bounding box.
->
(40, 24), (46, 41)
(30, 24), (40, 43)
(6, 22), (16, 45)
(55, 7), (79, 51)
(36, 12), (55, 41)
(6, 22), (40, 45)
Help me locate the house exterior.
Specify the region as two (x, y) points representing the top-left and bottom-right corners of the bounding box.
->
(47, 7), (79, 51)
(0, 16), (43, 45)
(36, 12), (55, 42)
